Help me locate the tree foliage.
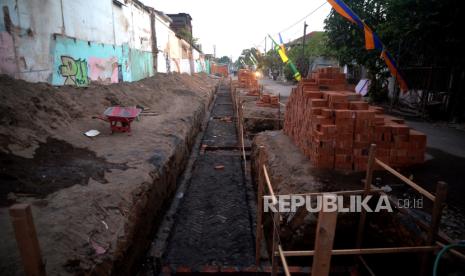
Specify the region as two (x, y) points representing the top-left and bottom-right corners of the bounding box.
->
(216, 56), (231, 64)
(284, 32), (335, 80)
(324, 0), (464, 103)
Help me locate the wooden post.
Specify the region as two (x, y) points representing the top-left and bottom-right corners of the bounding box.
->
(9, 204), (46, 276)
(311, 194), (338, 276)
(428, 181), (447, 244)
(255, 146), (265, 266)
(271, 211), (281, 276)
(420, 181), (447, 275)
(356, 144), (376, 248)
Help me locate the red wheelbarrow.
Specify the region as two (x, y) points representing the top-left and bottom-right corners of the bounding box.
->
(93, 106), (142, 134)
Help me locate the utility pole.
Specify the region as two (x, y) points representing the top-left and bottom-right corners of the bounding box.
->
(302, 21), (308, 58)
(213, 45), (216, 58)
(264, 36), (267, 54)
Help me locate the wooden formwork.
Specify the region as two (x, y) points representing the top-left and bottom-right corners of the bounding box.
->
(253, 143), (462, 276)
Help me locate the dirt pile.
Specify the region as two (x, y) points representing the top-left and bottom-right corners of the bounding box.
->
(0, 73), (215, 157)
(0, 73), (218, 275)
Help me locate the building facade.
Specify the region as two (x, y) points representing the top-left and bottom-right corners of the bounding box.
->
(0, 0), (206, 86)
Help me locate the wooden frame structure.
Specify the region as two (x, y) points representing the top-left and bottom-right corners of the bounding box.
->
(254, 143), (456, 276)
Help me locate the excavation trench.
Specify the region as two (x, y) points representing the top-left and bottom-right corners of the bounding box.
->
(144, 82), (256, 273)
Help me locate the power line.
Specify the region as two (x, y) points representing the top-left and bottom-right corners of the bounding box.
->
(242, 1), (328, 58)
(274, 1), (328, 36)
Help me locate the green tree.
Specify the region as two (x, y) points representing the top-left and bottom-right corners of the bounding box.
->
(324, 0), (465, 111)
(283, 32), (336, 81)
(324, 0), (389, 101)
(216, 56), (231, 64)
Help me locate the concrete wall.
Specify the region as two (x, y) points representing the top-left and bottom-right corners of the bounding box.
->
(154, 12), (206, 75)
(0, 0), (155, 85)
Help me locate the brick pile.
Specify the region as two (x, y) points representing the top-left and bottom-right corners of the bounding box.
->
(256, 93), (279, 108)
(238, 69), (259, 95)
(283, 67), (426, 171)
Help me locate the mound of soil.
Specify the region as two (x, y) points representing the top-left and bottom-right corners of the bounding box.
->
(0, 73), (218, 275)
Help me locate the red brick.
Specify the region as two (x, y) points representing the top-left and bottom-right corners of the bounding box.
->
(349, 101), (369, 110)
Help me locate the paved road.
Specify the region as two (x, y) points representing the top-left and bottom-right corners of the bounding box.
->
(259, 77), (295, 99)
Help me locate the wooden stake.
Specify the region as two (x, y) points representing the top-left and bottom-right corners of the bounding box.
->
(9, 204), (46, 276)
(420, 181), (448, 275)
(311, 194), (338, 276)
(271, 211), (280, 276)
(255, 146), (265, 266)
(356, 144), (376, 248)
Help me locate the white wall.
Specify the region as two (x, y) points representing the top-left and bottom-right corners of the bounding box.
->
(0, 0), (63, 82)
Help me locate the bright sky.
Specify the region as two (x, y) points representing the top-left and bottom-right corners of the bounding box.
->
(142, 0), (332, 60)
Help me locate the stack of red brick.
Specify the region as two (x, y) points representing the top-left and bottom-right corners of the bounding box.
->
(256, 94), (279, 108)
(283, 67), (426, 171)
(238, 69), (259, 95)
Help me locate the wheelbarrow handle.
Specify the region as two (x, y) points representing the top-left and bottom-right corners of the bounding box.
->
(92, 115), (109, 122)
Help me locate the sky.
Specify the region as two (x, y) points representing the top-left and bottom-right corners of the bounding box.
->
(141, 0), (332, 60)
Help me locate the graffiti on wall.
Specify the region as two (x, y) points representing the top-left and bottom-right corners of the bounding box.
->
(58, 56), (89, 86)
(88, 57), (119, 84)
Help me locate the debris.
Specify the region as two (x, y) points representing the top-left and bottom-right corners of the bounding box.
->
(200, 144), (208, 155)
(214, 165), (225, 171)
(89, 237), (106, 255)
(219, 116), (233, 123)
(84, 130), (100, 137)
(381, 185), (393, 193)
(101, 220), (108, 230)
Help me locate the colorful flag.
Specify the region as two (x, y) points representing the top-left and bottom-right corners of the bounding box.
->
(381, 50), (408, 92)
(363, 24), (383, 50)
(268, 34), (301, 81)
(327, 0), (383, 50)
(327, 0), (408, 92)
(278, 33), (286, 53)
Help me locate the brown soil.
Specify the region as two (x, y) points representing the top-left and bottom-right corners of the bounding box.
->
(0, 73), (218, 275)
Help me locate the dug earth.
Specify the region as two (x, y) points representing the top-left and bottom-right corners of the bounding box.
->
(0, 73), (218, 275)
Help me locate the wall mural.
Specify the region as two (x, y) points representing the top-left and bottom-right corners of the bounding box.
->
(88, 56), (119, 84)
(58, 56), (89, 86)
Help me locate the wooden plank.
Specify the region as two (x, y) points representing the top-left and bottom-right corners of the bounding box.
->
(271, 211), (280, 276)
(375, 158), (435, 201)
(9, 204), (46, 276)
(263, 165), (277, 203)
(289, 188), (384, 198)
(428, 181), (448, 244)
(255, 146), (265, 266)
(420, 181), (448, 276)
(278, 245), (291, 276)
(311, 194), (338, 276)
(356, 144), (376, 248)
(282, 245), (438, 256)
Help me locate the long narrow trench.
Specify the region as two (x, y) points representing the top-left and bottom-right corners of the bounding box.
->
(153, 81), (256, 272)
